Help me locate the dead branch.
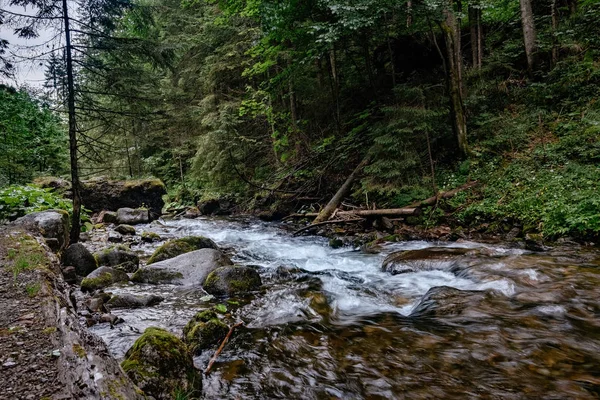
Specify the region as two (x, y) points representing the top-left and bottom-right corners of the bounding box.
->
(204, 321), (244, 375)
(293, 218), (365, 236)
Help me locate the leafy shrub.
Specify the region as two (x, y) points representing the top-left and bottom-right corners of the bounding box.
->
(0, 185), (73, 222)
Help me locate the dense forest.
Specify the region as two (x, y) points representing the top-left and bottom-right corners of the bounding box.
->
(1, 0), (599, 239)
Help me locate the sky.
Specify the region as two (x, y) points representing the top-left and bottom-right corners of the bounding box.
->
(0, 2), (63, 88)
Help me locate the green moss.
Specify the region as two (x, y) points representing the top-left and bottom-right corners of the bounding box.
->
(147, 236), (217, 264)
(141, 231), (161, 242)
(80, 272), (113, 292)
(42, 327), (57, 334)
(183, 313), (228, 353)
(73, 343), (87, 358)
(131, 268), (184, 283)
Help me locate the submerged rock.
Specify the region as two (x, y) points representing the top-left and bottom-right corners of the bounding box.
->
(12, 209), (70, 252)
(107, 294), (164, 309)
(117, 208), (149, 225)
(62, 243), (97, 276)
(115, 224), (136, 235)
(132, 248), (232, 285)
(80, 178), (166, 219)
(121, 327), (200, 400)
(203, 265), (262, 296)
(382, 247), (481, 275)
(147, 236), (219, 264)
(183, 309), (229, 353)
(409, 286), (488, 318)
(95, 246), (139, 268)
(80, 266), (129, 292)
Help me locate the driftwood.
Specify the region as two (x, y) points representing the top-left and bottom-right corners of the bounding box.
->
(204, 321), (244, 375)
(313, 156), (371, 224)
(287, 207), (420, 221)
(293, 218), (364, 236)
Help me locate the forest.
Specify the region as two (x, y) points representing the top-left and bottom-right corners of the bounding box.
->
(1, 0), (599, 239)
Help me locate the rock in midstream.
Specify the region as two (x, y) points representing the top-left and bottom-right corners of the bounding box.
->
(132, 248), (232, 285)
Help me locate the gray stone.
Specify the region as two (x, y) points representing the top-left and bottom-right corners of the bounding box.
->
(97, 211), (118, 224)
(95, 246), (139, 267)
(107, 294), (164, 309)
(62, 243), (97, 276)
(116, 208), (150, 225)
(12, 210), (69, 252)
(115, 224), (136, 235)
(132, 248), (232, 285)
(80, 266), (129, 292)
(203, 265), (262, 296)
(107, 232), (123, 243)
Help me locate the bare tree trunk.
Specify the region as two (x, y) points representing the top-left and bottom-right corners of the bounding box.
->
(313, 156), (370, 224)
(329, 47), (341, 133)
(551, 0), (559, 67)
(519, 0), (537, 75)
(469, 6), (483, 69)
(63, 0), (81, 244)
(477, 8), (483, 68)
(406, 0), (413, 27)
(567, 0), (577, 16)
(440, 2), (469, 157)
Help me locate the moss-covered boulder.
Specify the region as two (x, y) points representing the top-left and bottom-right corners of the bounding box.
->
(132, 249), (232, 285)
(95, 246), (139, 268)
(141, 231), (161, 243)
(183, 309), (229, 354)
(121, 327), (200, 400)
(115, 224), (136, 235)
(203, 265), (262, 297)
(80, 178), (166, 219)
(147, 236), (218, 264)
(62, 243), (97, 276)
(80, 266), (129, 292)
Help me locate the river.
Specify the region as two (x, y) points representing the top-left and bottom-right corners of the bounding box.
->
(89, 217), (600, 399)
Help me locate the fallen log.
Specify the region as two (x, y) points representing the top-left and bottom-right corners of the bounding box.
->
(205, 321), (244, 374)
(293, 218), (364, 236)
(409, 181), (478, 208)
(313, 156), (371, 224)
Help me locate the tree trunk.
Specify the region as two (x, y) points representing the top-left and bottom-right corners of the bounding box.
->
(329, 47), (341, 132)
(519, 0), (537, 75)
(469, 6), (483, 69)
(63, 0), (81, 244)
(440, 2), (469, 157)
(551, 0), (559, 67)
(313, 156), (370, 224)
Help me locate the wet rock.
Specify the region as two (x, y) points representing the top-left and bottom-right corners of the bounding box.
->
(107, 232), (123, 243)
(62, 266), (77, 284)
(114, 261), (139, 273)
(100, 313), (124, 325)
(116, 208), (149, 225)
(132, 248), (232, 285)
(525, 233), (549, 252)
(184, 207), (200, 219)
(197, 197), (235, 216)
(80, 178), (166, 219)
(329, 238), (344, 249)
(141, 231), (161, 243)
(107, 294), (164, 309)
(12, 209), (70, 252)
(87, 292), (111, 312)
(147, 236), (219, 264)
(97, 210), (118, 224)
(115, 224), (136, 235)
(80, 266), (129, 292)
(409, 286), (488, 318)
(121, 327), (200, 400)
(61, 243), (97, 276)
(203, 265), (262, 296)
(382, 247), (481, 275)
(183, 309), (229, 353)
(95, 246), (139, 268)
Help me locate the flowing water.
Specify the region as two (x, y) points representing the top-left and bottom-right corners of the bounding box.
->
(89, 217), (600, 399)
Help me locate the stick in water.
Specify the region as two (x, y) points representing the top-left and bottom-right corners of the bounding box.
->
(204, 321), (244, 374)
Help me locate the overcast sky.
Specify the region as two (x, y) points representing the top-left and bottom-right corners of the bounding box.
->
(1, 2), (63, 88)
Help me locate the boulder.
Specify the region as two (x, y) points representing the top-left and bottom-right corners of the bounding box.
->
(197, 197), (235, 216)
(115, 224), (136, 235)
(117, 208), (149, 225)
(147, 236), (219, 264)
(95, 246), (139, 268)
(409, 286), (488, 318)
(12, 209), (69, 252)
(33, 176), (72, 192)
(62, 243), (97, 276)
(121, 327), (200, 400)
(203, 265), (262, 296)
(80, 266), (129, 292)
(107, 294), (164, 309)
(97, 210), (118, 224)
(107, 232), (123, 243)
(382, 247), (479, 275)
(80, 178), (166, 219)
(132, 248), (232, 285)
(183, 207), (200, 219)
(62, 266), (77, 284)
(183, 309), (229, 353)
(141, 231), (161, 243)
(525, 233), (549, 252)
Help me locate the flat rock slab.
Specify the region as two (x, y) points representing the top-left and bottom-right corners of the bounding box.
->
(132, 248), (233, 285)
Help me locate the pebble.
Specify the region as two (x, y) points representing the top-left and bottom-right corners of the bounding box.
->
(3, 358), (17, 368)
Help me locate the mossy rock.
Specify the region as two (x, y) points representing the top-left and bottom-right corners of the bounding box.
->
(203, 265), (262, 297)
(95, 246), (139, 268)
(62, 243), (97, 276)
(121, 327), (200, 400)
(147, 236), (218, 264)
(115, 224), (136, 235)
(141, 231), (161, 243)
(183, 310), (229, 354)
(131, 268), (184, 284)
(81, 267), (129, 292)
